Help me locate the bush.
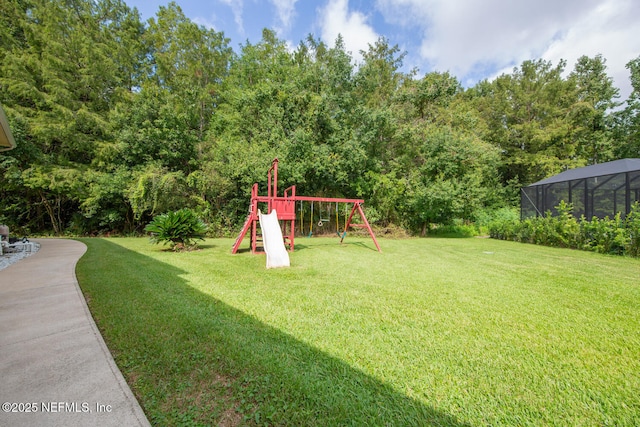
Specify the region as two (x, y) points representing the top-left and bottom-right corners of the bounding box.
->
(477, 207), (519, 237)
(144, 208), (207, 250)
(475, 207), (519, 228)
(485, 208), (520, 240)
(488, 202), (640, 258)
(626, 203), (640, 257)
(427, 222), (479, 238)
(580, 214), (628, 255)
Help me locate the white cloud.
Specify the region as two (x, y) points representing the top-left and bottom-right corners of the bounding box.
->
(375, 0), (640, 99)
(540, 0), (640, 101)
(220, 0), (245, 35)
(270, 0), (298, 32)
(319, 0), (379, 64)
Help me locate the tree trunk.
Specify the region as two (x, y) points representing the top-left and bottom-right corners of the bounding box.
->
(421, 222), (427, 237)
(40, 191), (61, 235)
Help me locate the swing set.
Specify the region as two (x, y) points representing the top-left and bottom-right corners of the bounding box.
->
(302, 200), (347, 238)
(231, 158), (381, 254)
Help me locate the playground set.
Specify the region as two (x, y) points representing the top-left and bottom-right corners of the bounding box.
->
(231, 158), (381, 254)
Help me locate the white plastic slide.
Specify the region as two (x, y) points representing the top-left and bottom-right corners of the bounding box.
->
(258, 209), (290, 268)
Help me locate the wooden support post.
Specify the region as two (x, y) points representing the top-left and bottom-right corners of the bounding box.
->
(251, 216), (258, 253)
(231, 213), (253, 254)
(355, 202), (381, 252)
(340, 202), (381, 252)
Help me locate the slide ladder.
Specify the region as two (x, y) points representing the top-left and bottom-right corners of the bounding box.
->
(231, 213), (253, 254)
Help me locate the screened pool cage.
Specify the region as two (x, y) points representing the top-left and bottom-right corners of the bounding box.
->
(521, 159), (640, 220)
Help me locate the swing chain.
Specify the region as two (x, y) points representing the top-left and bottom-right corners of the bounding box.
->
(318, 201), (330, 226)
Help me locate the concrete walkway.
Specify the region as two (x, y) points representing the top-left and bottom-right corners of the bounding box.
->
(0, 239), (150, 427)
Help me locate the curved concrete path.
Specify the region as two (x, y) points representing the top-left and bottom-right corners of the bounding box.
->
(0, 239), (150, 427)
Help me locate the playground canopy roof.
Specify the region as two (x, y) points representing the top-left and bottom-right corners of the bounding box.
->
(0, 103), (16, 152)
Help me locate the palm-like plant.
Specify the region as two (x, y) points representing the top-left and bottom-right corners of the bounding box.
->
(145, 208), (207, 250)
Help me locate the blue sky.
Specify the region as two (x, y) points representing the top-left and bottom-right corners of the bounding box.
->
(125, 0), (640, 101)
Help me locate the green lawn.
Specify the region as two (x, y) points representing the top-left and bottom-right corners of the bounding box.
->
(76, 236), (640, 426)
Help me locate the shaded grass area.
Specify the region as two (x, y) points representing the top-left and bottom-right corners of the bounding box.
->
(76, 236), (640, 426)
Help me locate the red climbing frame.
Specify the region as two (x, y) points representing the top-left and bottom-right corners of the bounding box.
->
(231, 158), (381, 254)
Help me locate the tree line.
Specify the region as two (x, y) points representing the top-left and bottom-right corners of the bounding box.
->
(1, 0), (639, 236)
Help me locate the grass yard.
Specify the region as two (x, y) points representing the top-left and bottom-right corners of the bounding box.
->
(76, 236), (640, 426)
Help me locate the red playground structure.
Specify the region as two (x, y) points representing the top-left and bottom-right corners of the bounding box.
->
(231, 158), (381, 254)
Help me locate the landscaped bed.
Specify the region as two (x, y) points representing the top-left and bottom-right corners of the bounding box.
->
(76, 236), (640, 426)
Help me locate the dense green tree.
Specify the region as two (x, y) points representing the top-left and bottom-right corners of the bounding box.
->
(0, 0), (31, 55)
(401, 127), (500, 231)
(206, 30), (366, 226)
(355, 37), (406, 108)
(84, 2), (231, 229)
(568, 55), (620, 164)
(472, 59), (581, 189)
(397, 71), (461, 122)
(350, 37), (407, 202)
(614, 56), (640, 158)
(288, 35), (362, 190)
(1, 0), (138, 162)
(0, 0), (143, 232)
(208, 30), (296, 188)
(79, 167), (135, 233)
(0, 0), (634, 235)
(380, 71), (501, 231)
(144, 2), (231, 140)
(109, 84), (199, 171)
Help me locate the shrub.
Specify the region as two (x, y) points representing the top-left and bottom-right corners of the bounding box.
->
(486, 208), (520, 240)
(581, 214), (628, 255)
(626, 202), (640, 257)
(476, 207), (519, 236)
(427, 222), (479, 238)
(489, 201), (640, 258)
(145, 208), (207, 250)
